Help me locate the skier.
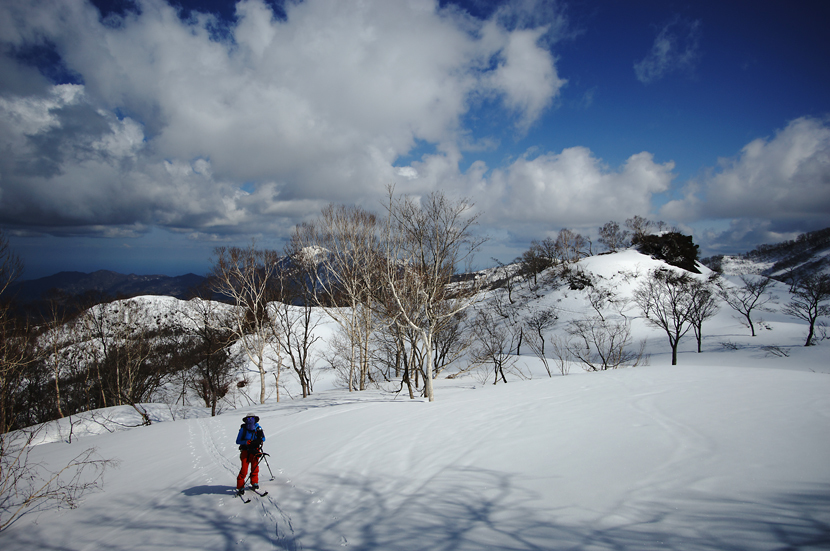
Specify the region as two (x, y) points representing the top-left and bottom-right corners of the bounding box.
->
(236, 414), (266, 494)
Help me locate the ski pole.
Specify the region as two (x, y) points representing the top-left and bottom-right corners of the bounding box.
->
(258, 450), (275, 481)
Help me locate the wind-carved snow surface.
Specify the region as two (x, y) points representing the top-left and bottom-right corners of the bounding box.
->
(3, 251), (830, 550)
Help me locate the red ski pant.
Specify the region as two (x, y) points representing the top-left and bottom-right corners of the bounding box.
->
(237, 450), (260, 489)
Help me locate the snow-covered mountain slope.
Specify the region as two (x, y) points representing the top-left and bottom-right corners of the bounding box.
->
(3, 250), (830, 550)
(706, 226), (830, 280)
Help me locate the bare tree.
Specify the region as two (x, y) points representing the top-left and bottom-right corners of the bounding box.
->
(210, 245), (282, 404)
(488, 263), (527, 355)
(470, 310), (520, 385)
(182, 294), (241, 415)
(525, 308), (558, 376)
(373, 270), (424, 398)
(585, 284), (616, 322)
(33, 294), (92, 422)
(549, 334), (573, 376)
(1, 427), (117, 531)
(383, 189), (486, 401)
(431, 308), (471, 377)
(567, 314), (646, 371)
(517, 240), (555, 287)
(271, 277), (322, 399)
(783, 274), (830, 346)
(377, 317), (425, 399)
(492, 259), (520, 304)
(555, 228), (590, 263)
(718, 274), (775, 337)
(597, 221), (630, 252)
(0, 233), (117, 531)
(634, 268), (695, 365)
(0, 233), (31, 434)
(291, 204), (382, 392)
(77, 301), (113, 410)
(40, 292), (75, 420)
(687, 274), (721, 353)
(535, 236), (559, 267)
(625, 215), (656, 243)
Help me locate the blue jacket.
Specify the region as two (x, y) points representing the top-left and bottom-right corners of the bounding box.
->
(236, 423), (265, 451)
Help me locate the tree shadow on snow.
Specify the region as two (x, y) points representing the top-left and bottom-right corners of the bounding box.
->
(278, 471), (830, 551)
(4, 472), (827, 550)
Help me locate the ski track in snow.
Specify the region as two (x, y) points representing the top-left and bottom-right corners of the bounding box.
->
(609, 380), (717, 528)
(189, 416), (301, 550)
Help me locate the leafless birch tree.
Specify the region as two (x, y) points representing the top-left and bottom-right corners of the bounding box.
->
(270, 267), (322, 398)
(290, 204), (383, 391)
(555, 228), (591, 263)
(383, 190), (486, 401)
(210, 245), (282, 404)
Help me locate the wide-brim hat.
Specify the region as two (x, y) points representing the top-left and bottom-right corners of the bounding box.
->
(243, 414), (260, 422)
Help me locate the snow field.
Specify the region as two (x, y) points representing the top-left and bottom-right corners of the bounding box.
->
(6, 361), (828, 551)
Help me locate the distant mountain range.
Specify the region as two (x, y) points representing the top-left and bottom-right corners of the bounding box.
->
(9, 270), (206, 305)
(9, 226), (830, 309)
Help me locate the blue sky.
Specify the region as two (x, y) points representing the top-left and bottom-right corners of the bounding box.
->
(1, 0), (828, 279)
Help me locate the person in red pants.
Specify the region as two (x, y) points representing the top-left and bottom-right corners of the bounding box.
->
(235, 414), (265, 494)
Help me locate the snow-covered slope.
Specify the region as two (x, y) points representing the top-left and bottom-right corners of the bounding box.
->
(3, 251), (829, 550)
(709, 226), (830, 280)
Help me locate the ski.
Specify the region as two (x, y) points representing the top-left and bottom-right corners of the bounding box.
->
(251, 488), (269, 497)
(235, 489), (251, 503)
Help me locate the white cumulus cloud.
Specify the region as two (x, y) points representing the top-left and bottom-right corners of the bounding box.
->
(483, 147), (674, 227)
(662, 117), (830, 223)
(0, 0), (567, 238)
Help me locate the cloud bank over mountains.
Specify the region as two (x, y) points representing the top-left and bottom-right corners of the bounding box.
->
(0, 0), (829, 271)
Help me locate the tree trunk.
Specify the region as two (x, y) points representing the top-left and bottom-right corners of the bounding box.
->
(805, 321), (815, 346)
(516, 327), (523, 356)
(423, 329), (435, 402)
(695, 324), (703, 353)
(259, 361), (267, 404)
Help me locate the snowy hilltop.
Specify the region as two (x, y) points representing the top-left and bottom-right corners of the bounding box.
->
(2, 249), (830, 551)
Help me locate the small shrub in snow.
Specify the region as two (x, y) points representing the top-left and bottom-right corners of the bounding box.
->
(761, 345), (790, 358)
(720, 341), (741, 351)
